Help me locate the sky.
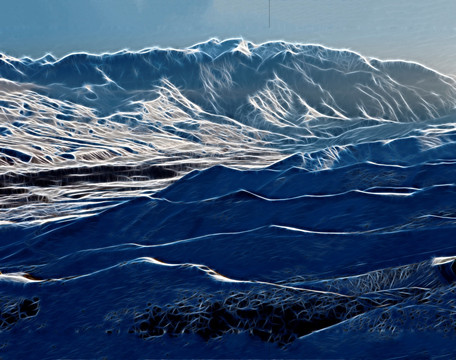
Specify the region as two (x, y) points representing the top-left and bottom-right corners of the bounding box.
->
(1, 0), (456, 75)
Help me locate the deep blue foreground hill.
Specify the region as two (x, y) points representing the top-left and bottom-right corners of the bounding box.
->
(1, 39), (456, 358)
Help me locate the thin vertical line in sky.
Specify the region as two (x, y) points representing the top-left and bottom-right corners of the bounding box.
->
(269, 0), (271, 28)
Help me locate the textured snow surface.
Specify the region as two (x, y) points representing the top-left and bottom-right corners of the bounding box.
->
(1, 39), (456, 358)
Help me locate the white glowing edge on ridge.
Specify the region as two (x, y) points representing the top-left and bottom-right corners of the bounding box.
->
(432, 256), (456, 266)
(8, 37), (453, 80)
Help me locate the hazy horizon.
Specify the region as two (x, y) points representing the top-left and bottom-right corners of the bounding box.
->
(1, 0), (456, 75)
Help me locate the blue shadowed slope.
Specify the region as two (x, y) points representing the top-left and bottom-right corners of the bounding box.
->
(1, 39), (456, 358)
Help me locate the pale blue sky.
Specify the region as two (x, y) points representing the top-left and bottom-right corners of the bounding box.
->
(1, 0), (455, 75)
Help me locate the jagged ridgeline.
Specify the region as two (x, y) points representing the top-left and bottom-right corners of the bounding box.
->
(2, 39), (456, 358)
(1, 38), (456, 166)
(1, 39), (456, 223)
